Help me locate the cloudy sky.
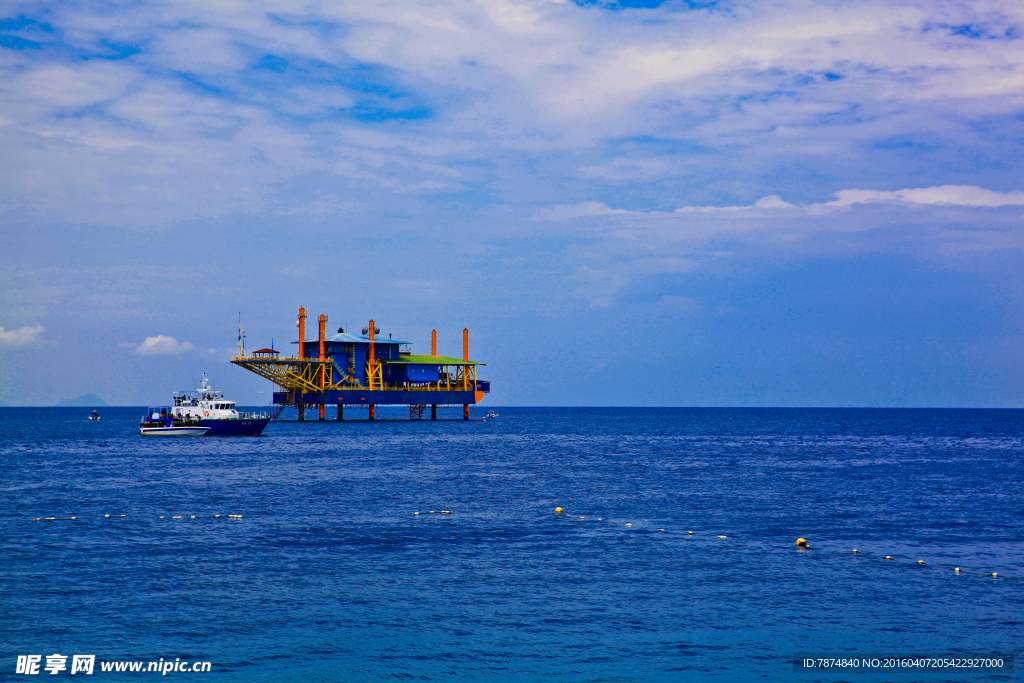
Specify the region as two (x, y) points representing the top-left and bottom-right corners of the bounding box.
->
(1, 0), (1023, 406)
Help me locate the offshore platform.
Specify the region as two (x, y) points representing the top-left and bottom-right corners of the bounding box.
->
(231, 308), (489, 420)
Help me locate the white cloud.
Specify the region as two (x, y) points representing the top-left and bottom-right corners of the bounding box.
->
(826, 186), (1024, 208)
(535, 201), (634, 220)
(134, 335), (194, 356)
(0, 323), (46, 346)
(680, 185), (1024, 212)
(1, 0), (1024, 252)
(541, 185), (1024, 221)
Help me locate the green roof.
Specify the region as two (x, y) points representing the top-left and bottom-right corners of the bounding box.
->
(384, 354), (484, 366)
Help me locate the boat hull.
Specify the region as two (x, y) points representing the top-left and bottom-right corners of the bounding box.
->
(199, 418), (270, 436)
(140, 426), (211, 436)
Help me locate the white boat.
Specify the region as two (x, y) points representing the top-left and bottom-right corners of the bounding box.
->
(88, 410), (101, 421)
(486, 411), (499, 418)
(169, 375), (270, 436)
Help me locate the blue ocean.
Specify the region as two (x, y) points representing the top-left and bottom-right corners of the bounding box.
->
(2, 407), (1022, 682)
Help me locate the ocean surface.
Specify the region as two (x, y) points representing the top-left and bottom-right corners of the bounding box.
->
(1, 407), (1022, 682)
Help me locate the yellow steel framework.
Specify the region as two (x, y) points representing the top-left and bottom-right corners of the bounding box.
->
(366, 360), (383, 391)
(232, 355), (479, 395)
(232, 356), (332, 393)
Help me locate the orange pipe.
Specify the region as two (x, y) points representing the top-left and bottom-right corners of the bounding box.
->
(462, 328), (469, 389)
(368, 319), (375, 391)
(319, 314), (326, 362)
(297, 307), (306, 419)
(319, 314), (326, 420)
(431, 328), (438, 415)
(462, 328), (469, 415)
(368, 319), (375, 364)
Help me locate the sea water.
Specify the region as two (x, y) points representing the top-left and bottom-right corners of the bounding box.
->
(1, 407), (1022, 682)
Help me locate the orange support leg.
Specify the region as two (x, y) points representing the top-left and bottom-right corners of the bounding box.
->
(369, 405), (376, 421)
(463, 404), (469, 420)
(318, 314), (326, 420)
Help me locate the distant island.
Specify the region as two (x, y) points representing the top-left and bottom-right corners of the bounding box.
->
(57, 393), (109, 407)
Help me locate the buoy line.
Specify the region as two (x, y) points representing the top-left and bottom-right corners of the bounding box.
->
(548, 506), (1019, 581)
(23, 506), (1020, 582)
(29, 514), (245, 521)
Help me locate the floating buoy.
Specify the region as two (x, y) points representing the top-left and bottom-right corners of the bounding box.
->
(954, 567), (961, 572)
(795, 538), (808, 548)
(659, 529), (665, 532)
(104, 514), (110, 518)
(625, 523), (633, 527)
(173, 516), (182, 519)
(884, 556), (893, 560)
(554, 507), (563, 514)
(190, 515), (196, 519)
(717, 535), (727, 539)
(992, 572), (998, 577)
(70, 517), (77, 520)
(917, 560), (925, 564)
(159, 516), (165, 519)
(579, 516), (585, 519)
(852, 549), (859, 553)
(413, 512), (420, 515)
(688, 531), (694, 535)
(215, 514), (220, 517)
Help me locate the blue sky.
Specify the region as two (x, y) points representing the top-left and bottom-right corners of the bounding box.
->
(1, 0), (1023, 406)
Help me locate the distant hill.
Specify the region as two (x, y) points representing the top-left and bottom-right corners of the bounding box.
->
(57, 393), (109, 407)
